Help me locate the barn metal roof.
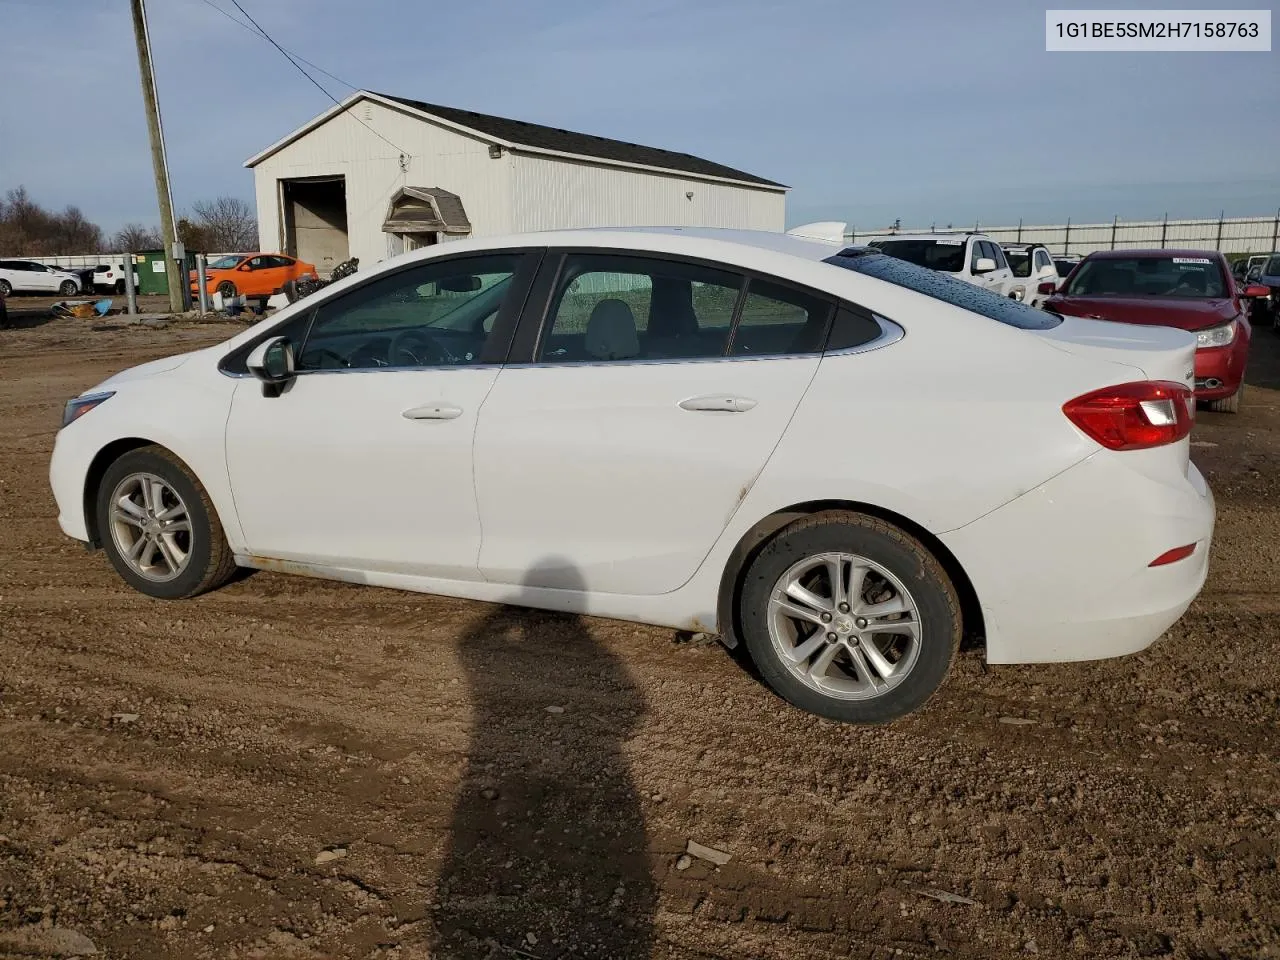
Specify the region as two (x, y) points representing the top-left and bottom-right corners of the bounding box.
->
(245, 91), (787, 191)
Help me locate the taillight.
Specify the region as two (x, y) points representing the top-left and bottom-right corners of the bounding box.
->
(1063, 381), (1193, 451)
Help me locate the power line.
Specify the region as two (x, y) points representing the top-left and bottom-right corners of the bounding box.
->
(215, 0), (410, 159)
(193, 0), (357, 91)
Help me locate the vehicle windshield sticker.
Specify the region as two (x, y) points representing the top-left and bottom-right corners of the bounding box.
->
(1172, 257), (1211, 264)
(935, 239), (963, 245)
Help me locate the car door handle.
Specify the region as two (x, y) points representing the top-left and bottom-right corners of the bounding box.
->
(678, 395), (757, 413)
(402, 402), (463, 420)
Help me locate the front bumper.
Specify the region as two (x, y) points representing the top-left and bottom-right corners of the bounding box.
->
(1193, 342), (1245, 399)
(941, 451), (1214, 664)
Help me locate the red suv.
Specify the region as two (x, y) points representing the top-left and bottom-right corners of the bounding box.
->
(1043, 249), (1271, 413)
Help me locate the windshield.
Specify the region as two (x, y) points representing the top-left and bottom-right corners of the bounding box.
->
(1004, 250), (1032, 277)
(825, 249), (1061, 330)
(209, 255), (247, 270)
(1064, 256), (1226, 298)
(1266, 256), (1280, 276)
(869, 238), (967, 273)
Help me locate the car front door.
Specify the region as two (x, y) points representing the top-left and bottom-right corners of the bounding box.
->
(224, 250), (540, 578)
(20, 262), (53, 292)
(472, 250), (831, 595)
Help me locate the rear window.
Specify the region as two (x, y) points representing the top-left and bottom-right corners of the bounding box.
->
(824, 249), (1062, 330)
(869, 238), (967, 273)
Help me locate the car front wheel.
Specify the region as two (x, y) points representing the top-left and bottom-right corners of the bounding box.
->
(738, 511), (961, 724)
(95, 446), (237, 599)
(59, 280), (78, 296)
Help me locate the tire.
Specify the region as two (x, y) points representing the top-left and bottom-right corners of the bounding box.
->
(217, 280), (237, 299)
(738, 511), (961, 724)
(59, 280), (78, 296)
(0, 280), (11, 297)
(115, 280), (126, 295)
(95, 445), (237, 600)
(1206, 385), (1242, 414)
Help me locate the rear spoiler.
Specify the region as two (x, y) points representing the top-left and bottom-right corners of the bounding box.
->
(785, 221), (848, 244)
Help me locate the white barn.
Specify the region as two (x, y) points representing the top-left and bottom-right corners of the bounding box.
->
(245, 91), (788, 275)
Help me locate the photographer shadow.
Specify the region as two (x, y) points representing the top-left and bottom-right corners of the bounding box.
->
(430, 558), (656, 958)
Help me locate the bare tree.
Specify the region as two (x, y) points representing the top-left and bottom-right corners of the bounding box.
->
(112, 223), (162, 252)
(191, 196), (257, 252)
(0, 186), (106, 255)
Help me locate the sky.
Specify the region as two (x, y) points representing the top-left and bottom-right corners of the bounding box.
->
(0, 0), (1276, 237)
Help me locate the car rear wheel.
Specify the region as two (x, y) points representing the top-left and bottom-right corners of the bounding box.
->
(1206, 385), (1242, 414)
(0, 280), (11, 297)
(114, 280), (126, 294)
(95, 446), (237, 599)
(217, 280), (237, 299)
(59, 280), (78, 296)
(738, 511), (961, 724)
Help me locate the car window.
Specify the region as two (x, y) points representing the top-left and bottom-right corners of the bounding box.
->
(1004, 249), (1032, 278)
(1065, 256), (1227, 298)
(538, 254), (743, 363)
(296, 254), (525, 371)
(729, 278), (833, 356)
(1035, 249), (1052, 271)
(871, 239), (966, 273)
(824, 249), (1062, 330)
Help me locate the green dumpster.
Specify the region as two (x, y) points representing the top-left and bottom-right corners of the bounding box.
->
(135, 250), (171, 296)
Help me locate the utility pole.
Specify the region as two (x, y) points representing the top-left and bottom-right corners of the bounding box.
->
(129, 0), (183, 313)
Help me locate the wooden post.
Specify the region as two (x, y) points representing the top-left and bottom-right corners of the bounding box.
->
(1064, 218), (1071, 255)
(129, 0), (183, 313)
(1160, 213), (1168, 249)
(1110, 215), (1118, 250)
(1215, 211), (1224, 251)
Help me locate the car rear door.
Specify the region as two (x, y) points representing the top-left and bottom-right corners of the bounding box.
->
(471, 249), (831, 596)
(224, 249), (541, 578)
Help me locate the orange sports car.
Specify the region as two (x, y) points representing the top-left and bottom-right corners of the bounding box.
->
(190, 253), (318, 300)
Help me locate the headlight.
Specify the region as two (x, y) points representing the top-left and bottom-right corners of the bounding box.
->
(61, 391), (115, 428)
(1195, 321), (1236, 349)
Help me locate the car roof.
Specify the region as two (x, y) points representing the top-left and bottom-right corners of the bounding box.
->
(872, 233), (978, 243)
(1085, 248), (1226, 261)
(418, 226), (848, 264)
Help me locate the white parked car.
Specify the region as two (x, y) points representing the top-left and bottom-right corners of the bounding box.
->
(49, 227), (1214, 723)
(1002, 242), (1062, 308)
(0, 259), (83, 296)
(867, 233), (1018, 298)
(93, 262), (141, 294)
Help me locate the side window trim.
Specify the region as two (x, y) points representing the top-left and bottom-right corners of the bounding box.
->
(216, 247), (544, 376)
(507, 246), (840, 366)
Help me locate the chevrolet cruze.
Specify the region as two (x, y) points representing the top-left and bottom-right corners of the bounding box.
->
(50, 227), (1215, 723)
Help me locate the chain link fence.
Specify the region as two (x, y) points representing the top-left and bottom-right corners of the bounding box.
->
(849, 211), (1280, 259)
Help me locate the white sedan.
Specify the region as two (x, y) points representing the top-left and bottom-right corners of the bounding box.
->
(49, 227), (1214, 723)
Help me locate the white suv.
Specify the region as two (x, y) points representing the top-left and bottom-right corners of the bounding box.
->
(867, 234), (1018, 298)
(1002, 243), (1062, 308)
(93, 262), (141, 294)
(0, 259), (83, 297)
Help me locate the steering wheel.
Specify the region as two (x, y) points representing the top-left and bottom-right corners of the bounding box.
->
(388, 328), (450, 366)
(306, 347), (349, 369)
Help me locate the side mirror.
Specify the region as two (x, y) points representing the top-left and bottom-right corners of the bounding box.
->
(246, 336), (295, 396)
(1038, 264), (1058, 279)
(1243, 284), (1272, 298)
(974, 257), (997, 274)
(1037, 281), (1058, 295)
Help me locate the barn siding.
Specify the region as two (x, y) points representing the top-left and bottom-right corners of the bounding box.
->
(252, 101), (512, 269)
(251, 97), (786, 270)
(510, 154), (784, 233)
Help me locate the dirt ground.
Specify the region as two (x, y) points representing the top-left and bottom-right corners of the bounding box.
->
(1, 311), (1277, 960)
